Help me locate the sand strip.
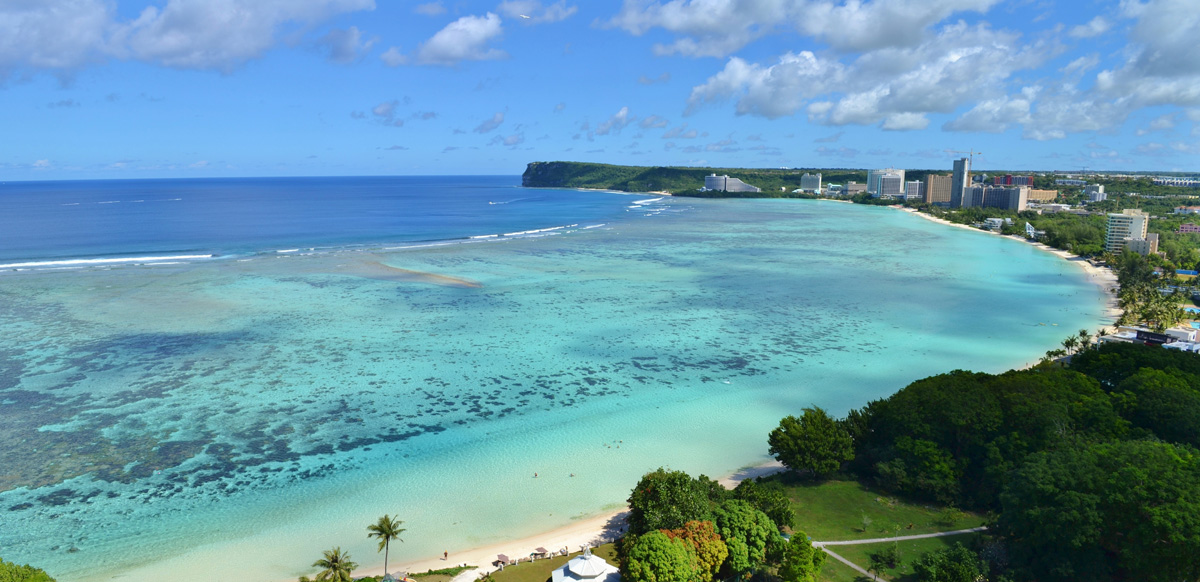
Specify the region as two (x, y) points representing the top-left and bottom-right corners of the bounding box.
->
(356, 461), (785, 580)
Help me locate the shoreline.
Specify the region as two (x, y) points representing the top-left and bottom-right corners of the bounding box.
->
(354, 460), (785, 580)
(898, 207), (1122, 330)
(360, 206), (1119, 582)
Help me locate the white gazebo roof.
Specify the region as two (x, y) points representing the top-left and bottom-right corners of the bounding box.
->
(551, 548), (620, 582)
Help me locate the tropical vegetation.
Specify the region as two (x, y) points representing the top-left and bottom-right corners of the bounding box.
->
(0, 558), (55, 582)
(368, 514), (406, 577)
(768, 341), (1200, 581)
(303, 547), (358, 582)
(621, 468), (821, 582)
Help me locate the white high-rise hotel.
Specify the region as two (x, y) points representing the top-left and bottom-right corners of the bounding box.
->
(1105, 209), (1151, 254)
(867, 168), (905, 196)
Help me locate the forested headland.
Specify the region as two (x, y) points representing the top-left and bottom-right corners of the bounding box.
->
(521, 161), (863, 197)
(615, 342), (1200, 582)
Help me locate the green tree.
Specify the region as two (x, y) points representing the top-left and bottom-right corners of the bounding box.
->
(776, 533), (825, 582)
(367, 514), (406, 577)
(662, 521), (728, 582)
(0, 558), (56, 582)
(874, 437), (960, 504)
(731, 479), (795, 529)
(998, 439), (1200, 582)
(312, 547), (358, 582)
(628, 469), (714, 535)
(1116, 368), (1200, 447)
(622, 531), (699, 582)
(911, 543), (984, 582)
(711, 499), (775, 577)
(768, 407), (854, 479)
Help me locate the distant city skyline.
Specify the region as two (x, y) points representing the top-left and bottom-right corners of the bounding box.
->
(1, 0), (1198, 180)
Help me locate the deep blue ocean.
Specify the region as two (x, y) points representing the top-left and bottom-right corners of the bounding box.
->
(0, 176), (636, 265)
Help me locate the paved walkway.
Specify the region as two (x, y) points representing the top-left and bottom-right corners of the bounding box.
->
(811, 526), (988, 581)
(819, 546), (876, 579)
(815, 526), (988, 546)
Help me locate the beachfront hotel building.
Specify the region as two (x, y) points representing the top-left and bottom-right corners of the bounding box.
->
(961, 185), (1029, 211)
(993, 175), (1035, 186)
(878, 174), (904, 198)
(867, 168), (905, 196)
(800, 173), (822, 192)
(924, 174), (952, 204)
(1105, 209), (1151, 254)
(906, 180), (924, 200)
(703, 174), (761, 193)
(950, 158), (970, 207)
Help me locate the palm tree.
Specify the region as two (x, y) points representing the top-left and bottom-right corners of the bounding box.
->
(368, 514), (406, 576)
(1077, 328), (1094, 352)
(313, 547), (358, 582)
(1062, 335), (1079, 355)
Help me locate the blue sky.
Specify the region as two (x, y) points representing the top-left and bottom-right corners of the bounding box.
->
(2, 0), (1198, 180)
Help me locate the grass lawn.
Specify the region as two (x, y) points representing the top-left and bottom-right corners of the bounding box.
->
(765, 476), (987, 542)
(827, 533), (984, 581)
(817, 553), (871, 582)
(488, 543), (618, 582)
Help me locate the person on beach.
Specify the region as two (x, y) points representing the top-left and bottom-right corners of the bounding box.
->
(444, 551), (448, 560)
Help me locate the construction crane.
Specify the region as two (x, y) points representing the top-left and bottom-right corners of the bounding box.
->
(946, 149), (982, 167)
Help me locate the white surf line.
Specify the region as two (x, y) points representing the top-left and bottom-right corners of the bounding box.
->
(0, 254), (214, 269)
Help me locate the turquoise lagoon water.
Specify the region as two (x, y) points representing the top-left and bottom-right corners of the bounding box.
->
(0, 185), (1105, 581)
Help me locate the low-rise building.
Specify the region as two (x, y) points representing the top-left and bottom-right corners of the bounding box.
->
(1028, 188), (1058, 202)
(1178, 223), (1200, 234)
(1126, 233), (1160, 256)
(1174, 206), (1200, 214)
(984, 217), (1013, 231)
(1029, 203), (1072, 213)
(1056, 179), (1086, 186)
(1085, 184), (1107, 202)
(1155, 177), (1200, 188)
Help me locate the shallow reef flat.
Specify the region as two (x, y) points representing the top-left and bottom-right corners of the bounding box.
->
(0, 198), (1105, 582)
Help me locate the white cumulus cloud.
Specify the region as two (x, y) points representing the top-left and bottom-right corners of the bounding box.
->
(594, 106), (636, 135)
(605, 0), (1001, 57)
(1069, 16), (1111, 38)
(415, 13), (506, 66)
(474, 112), (506, 133)
(0, 0), (114, 75)
(317, 26), (376, 64)
(117, 0), (376, 70)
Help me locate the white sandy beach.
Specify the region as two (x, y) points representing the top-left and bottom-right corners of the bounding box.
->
(355, 461), (786, 580)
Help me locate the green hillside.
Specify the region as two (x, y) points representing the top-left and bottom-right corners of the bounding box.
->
(521, 161), (867, 196)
